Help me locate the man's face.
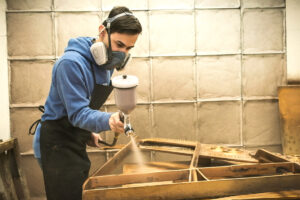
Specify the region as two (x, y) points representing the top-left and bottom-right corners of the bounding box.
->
(110, 32), (139, 54)
(101, 30), (139, 55)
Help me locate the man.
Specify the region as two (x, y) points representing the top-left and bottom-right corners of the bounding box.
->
(31, 6), (142, 200)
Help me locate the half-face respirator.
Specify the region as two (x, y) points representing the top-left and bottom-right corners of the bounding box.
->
(90, 12), (133, 71)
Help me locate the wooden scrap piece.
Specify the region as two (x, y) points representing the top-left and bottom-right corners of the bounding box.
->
(254, 149), (300, 170)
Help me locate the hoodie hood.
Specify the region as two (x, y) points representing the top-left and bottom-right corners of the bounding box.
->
(64, 37), (97, 65)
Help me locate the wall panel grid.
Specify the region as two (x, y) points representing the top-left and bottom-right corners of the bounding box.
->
(6, 0), (286, 153)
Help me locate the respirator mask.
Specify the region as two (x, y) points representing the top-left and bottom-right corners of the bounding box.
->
(90, 12), (133, 71)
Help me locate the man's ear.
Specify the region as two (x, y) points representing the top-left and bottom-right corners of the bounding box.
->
(98, 25), (106, 39)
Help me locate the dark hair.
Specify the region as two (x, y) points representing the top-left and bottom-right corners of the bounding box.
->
(102, 6), (142, 35)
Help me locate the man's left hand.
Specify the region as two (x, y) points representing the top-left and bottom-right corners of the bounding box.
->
(86, 132), (101, 147)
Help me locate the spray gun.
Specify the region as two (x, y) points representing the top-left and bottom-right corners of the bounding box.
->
(98, 74), (138, 146)
(112, 74), (138, 137)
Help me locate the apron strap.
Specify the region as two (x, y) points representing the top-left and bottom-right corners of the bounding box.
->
(28, 105), (45, 135)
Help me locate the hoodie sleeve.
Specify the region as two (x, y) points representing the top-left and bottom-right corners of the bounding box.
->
(54, 59), (111, 133)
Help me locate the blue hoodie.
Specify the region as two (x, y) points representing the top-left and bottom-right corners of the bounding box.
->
(33, 37), (114, 159)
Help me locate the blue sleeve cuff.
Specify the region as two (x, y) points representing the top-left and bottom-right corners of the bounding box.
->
(96, 112), (112, 132)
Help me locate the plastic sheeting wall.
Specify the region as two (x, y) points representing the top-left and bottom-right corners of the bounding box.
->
(7, 0), (286, 155)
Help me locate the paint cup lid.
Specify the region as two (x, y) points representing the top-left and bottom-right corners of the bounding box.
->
(112, 74), (139, 89)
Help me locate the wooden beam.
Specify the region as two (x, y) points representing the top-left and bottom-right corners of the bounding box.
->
(189, 142), (201, 182)
(83, 174), (300, 200)
(139, 145), (194, 155)
(199, 162), (295, 180)
(214, 189), (300, 199)
(140, 138), (197, 148)
(139, 138), (257, 163)
(190, 142), (201, 169)
(86, 170), (189, 188)
(88, 136), (137, 177)
(145, 161), (190, 170)
(122, 161), (190, 174)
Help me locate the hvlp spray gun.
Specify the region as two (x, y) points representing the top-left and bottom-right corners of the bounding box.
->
(98, 75), (138, 146)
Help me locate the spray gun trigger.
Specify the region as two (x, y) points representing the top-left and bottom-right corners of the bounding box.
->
(119, 111), (124, 123)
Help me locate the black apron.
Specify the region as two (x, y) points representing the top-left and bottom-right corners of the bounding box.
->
(40, 64), (113, 200)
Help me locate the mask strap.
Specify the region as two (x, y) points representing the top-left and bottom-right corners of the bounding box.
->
(105, 12), (134, 62)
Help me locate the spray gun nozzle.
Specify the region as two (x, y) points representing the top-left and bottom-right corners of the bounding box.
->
(125, 125), (135, 137)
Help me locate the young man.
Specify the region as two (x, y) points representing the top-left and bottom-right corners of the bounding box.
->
(32, 6), (142, 200)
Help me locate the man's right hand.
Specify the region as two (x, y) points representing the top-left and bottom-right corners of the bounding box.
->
(109, 112), (124, 134)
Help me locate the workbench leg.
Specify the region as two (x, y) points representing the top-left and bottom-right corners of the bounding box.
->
(0, 152), (18, 200)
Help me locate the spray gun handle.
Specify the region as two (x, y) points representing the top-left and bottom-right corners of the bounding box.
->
(112, 111), (124, 141)
(97, 111), (124, 147)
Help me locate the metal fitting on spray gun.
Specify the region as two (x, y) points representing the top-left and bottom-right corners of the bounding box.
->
(121, 111), (136, 137)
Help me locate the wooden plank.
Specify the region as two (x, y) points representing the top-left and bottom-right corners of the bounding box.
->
(199, 162), (295, 180)
(0, 153), (18, 200)
(196, 168), (209, 181)
(86, 169), (189, 189)
(189, 142), (201, 182)
(214, 189), (300, 199)
(145, 161), (190, 170)
(122, 161), (190, 174)
(139, 138), (257, 163)
(122, 181), (173, 188)
(139, 145), (194, 155)
(140, 138), (197, 148)
(199, 144), (258, 163)
(89, 137), (135, 177)
(0, 139), (15, 154)
(123, 163), (165, 174)
(190, 142), (201, 169)
(83, 174), (300, 200)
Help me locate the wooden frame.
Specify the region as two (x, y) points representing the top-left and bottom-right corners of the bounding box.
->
(83, 138), (300, 200)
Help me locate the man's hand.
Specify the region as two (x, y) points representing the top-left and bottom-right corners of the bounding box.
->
(86, 132), (101, 147)
(109, 112), (124, 134)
